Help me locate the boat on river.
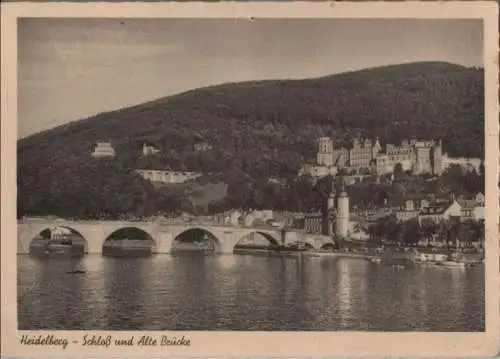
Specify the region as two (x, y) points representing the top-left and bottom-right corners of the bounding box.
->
(312, 250), (381, 262)
(41, 237), (84, 257)
(66, 270), (86, 274)
(268, 242), (311, 256)
(435, 260), (468, 268)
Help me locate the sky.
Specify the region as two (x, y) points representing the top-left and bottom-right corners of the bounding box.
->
(18, 18), (483, 138)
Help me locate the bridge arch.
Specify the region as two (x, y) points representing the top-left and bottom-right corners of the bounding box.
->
(102, 227), (157, 256)
(28, 226), (87, 256)
(235, 231), (281, 251)
(172, 227), (221, 253)
(303, 242), (315, 249)
(320, 242), (336, 251)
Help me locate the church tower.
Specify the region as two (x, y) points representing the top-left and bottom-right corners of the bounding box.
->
(335, 178), (349, 238)
(327, 180), (336, 211)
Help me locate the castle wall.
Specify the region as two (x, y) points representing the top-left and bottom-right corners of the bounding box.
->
(315, 137), (447, 177)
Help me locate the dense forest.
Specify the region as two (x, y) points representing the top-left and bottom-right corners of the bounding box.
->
(17, 62), (485, 219)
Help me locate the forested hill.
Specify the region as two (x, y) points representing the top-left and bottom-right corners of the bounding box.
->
(17, 61), (485, 218)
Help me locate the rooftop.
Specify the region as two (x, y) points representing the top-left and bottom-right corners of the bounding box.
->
(419, 201), (454, 215)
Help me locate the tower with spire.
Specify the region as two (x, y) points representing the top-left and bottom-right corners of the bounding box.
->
(327, 180), (336, 211)
(335, 177), (350, 238)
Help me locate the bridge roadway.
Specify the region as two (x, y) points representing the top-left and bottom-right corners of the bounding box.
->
(17, 219), (334, 255)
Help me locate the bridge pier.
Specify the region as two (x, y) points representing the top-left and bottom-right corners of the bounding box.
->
(84, 226), (106, 254)
(218, 230), (240, 254)
(155, 232), (173, 253)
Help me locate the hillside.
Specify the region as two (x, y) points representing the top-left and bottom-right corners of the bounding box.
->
(17, 62), (485, 219)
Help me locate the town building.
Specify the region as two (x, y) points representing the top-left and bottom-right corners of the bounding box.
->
(395, 197), (430, 222)
(457, 198), (485, 222)
(91, 141), (116, 158)
(135, 169), (202, 184)
(302, 212), (331, 235)
(417, 199), (462, 224)
(142, 143), (160, 156)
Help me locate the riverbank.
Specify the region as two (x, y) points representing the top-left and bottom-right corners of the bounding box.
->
(234, 245), (483, 268)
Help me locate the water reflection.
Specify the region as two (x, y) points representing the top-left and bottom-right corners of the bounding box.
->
(79, 256), (107, 328)
(17, 255), (485, 331)
(335, 259), (370, 329)
(19, 257), (86, 329)
(102, 258), (151, 329)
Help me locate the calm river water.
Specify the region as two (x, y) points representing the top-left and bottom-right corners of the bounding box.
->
(17, 254), (484, 331)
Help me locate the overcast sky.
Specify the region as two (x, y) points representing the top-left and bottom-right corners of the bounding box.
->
(18, 18), (483, 138)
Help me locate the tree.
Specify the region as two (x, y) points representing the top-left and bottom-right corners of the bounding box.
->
(394, 163), (405, 180)
(401, 218), (420, 246)
(420, 219), (437, 244)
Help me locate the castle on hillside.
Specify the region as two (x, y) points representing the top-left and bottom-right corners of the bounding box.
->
(312, 135), (443, 177)
(376, 138), (442, 176)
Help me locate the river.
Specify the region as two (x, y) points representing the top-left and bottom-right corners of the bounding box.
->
(17, 254), (484, 331)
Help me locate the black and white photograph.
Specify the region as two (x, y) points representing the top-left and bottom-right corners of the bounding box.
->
(2, 1), (499, 358)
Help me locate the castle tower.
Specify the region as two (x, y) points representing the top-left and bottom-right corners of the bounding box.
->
(317, 137), (334, 166)
(413, 146), (428, 175)
(336, 178), (349, 238)
(432, 138), (443, 176)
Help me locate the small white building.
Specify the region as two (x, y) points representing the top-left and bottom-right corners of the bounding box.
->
(458, 198), (485, 222)
(50, 226), (72, 239)
(92, 141), (116, 157)
(298, 164), (338, 180)
(475, 192), (485, 206)
(136, 169), (202, 184)
(396, 210), (419, 222)
(142, 143), (160, 156)
(229, 211), (242, 226)
(194, 142), (213, 152)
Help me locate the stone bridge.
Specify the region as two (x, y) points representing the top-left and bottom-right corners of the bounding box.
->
(17, 219), (334, 255)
